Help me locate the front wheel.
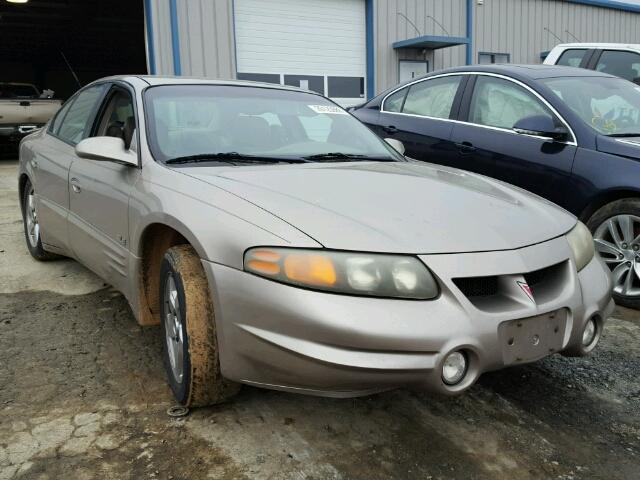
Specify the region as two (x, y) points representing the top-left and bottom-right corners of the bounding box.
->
(21, 179), (58, 261)
(588, 199), (640, 309)
(159, 244), (240, 406)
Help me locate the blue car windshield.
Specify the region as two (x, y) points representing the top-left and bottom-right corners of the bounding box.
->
(143, 85), (402, 164)
(542, 76), (640, 136)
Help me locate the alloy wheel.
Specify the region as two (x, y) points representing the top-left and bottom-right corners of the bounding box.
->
(163, 273), (184, 382)
(593, 214), (640, 297)
(25, 187), (40, 249)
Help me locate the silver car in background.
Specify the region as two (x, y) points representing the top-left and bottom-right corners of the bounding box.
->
(18, 76), (613, 406)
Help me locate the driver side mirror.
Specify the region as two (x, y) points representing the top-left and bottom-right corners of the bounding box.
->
(513, 115), (569, 142)
(384, 137), (405, 155)
(75, 136), (138, 167)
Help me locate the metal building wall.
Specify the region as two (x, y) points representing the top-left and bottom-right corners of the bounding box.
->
(474, 0), (640, 64)
(145, 0), (236, 78)
(373, 0), (467, 93)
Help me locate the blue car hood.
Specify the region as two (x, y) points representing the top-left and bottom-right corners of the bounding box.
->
(597, 135), (640, 160)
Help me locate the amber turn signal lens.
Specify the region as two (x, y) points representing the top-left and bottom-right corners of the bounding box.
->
(284, 254), (337, 287)
(245, 249), (282, 276)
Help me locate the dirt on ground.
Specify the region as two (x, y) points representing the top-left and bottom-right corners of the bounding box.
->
(1, 159), (639, 480)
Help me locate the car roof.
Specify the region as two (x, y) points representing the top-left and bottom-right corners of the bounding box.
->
(89, 75), (319, 95)
(551, 42), (640, 50)
(432, 64), (615, 80)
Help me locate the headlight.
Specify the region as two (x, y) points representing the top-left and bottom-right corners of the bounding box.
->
(244, 248), (439, 299)
(566, 221), (595, 272)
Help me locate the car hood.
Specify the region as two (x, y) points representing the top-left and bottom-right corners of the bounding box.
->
(597, 134), (640, 160)
(182, 162), (576, 254)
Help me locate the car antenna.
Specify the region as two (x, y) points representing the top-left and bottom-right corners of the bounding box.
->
(565, 30), (581, 42)
(60, 50), (82, 89)
(543, 27), (564, 44)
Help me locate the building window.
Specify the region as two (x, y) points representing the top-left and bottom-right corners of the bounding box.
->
(478, 52), (510, 65)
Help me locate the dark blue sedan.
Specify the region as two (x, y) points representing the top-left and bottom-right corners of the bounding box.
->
(352, 65), (640, 308)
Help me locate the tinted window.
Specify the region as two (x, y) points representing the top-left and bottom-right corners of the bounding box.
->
(0, 84), (38, 98)
(556, 49), (587, 67)
(383, 87), (408, 112)
(595, 50), (640, 82)
(478, 53), (510, 64)
(402, 76), (461, 119)
(469, 76), (553, 129)
(56, 85), (105, 145)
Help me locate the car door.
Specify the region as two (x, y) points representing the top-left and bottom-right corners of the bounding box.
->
(32, 84), (107, 254)
(450, 74), (577, 208)
(377, 75), (466, 166)
(67, 83), (140, 294)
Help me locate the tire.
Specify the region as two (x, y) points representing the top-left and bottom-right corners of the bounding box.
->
(587, 198), (640, 309)
(159, 244), (240, 406)
(21, 179), (59, 261)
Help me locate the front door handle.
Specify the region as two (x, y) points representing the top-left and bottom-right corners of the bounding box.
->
(70, 178), (81, 194)
(455, 141), (477, 155)
(382, 125), (399, 135)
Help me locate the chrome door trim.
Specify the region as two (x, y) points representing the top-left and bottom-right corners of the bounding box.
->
(380, 71), (578, 147)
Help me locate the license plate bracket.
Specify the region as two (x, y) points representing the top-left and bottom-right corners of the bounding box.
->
(498, 309), (567, 365)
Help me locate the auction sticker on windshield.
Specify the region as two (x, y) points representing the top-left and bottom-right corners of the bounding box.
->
(308, 105), (348, 115)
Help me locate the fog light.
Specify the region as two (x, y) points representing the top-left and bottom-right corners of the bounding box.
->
(442, 351), (467, 385)
(582, 318), (597, 346)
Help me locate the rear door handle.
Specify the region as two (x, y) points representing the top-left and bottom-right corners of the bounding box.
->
(70, 178), (81, 194)
(382, 125), (399, 135)
(455, 142), (477, 155)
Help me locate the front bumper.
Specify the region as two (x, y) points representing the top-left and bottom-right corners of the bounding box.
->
(203, 236), (613, 397)
(0, 124), (42, 143)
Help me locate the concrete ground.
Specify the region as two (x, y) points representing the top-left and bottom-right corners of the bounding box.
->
(0, 158), (639, 480)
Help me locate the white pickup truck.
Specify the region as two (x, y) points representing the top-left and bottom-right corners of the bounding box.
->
(0, 83), (62, 144)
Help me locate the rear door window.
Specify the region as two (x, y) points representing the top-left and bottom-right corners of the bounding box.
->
(401, 76), (462, 119)
(556, 49), (588, 67)
(595, 50), (640, 83)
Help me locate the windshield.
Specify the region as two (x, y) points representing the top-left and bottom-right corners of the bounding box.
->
(542, 76), (640, 136)
(144, 85), (401, 164)
(0, 84), (39, 99)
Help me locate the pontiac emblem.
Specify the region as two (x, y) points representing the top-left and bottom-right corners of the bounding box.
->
(517, 281), (535, 302)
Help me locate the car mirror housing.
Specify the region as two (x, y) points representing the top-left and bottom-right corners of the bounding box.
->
(384, 137), (405, 155)
(513, 115), (569, 142)
(75, 136), (138, 167)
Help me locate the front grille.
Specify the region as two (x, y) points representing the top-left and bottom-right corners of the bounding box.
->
(452, 261), (567, 306)
(453, 276), (499, 298)
(524, 263), (561, 289)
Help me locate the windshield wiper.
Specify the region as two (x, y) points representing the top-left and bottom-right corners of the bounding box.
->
(303, 152), (396, 162)
(606, 133), (640, 138)
(165, 152), (307, 165)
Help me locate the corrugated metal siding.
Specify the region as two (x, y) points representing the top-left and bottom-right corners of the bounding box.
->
(146, 0), (235, 78)
(176, 0), (236, 78)
(146, 0), (176, 75)
(474, 0), (640, 64)
(373, 0), (467, 93)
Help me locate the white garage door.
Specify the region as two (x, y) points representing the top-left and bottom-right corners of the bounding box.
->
(234, 0), (366, 107)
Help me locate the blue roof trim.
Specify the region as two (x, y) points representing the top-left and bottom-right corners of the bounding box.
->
(466, 0), (473, 65)
(393, 35), (470, 50)
(144, 0), (156, 74)
(567, 0), (640, 13)
(169, 0), (182, 75)
(365, 0), (374, 99)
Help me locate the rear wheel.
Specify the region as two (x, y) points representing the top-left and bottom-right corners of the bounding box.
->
(587, 199), (640, 309)
(21, 179), (58, 261)
(159, 244), (240, 406)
